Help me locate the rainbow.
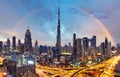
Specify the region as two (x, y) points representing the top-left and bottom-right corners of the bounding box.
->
(79, 8), (116, 46)
(91, 15), (116, 46)
(13, 8), (42, 30)
(14, 7), (116, 46)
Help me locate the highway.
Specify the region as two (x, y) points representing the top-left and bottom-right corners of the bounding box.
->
(35, 55), (120, 77)
(99, 55), (120, 77)
(36, 63), (68, 77)
(72, 55), (120, 77)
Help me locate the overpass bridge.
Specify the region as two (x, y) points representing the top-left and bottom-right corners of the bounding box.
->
(36, 55), (120, 77)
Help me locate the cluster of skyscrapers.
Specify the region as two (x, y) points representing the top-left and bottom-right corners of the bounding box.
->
(0, 7), (119, 66)
(0, 7), (120, 77)
(0, 5), (120, 77)
(0, 28), (37, 54)
(72, 33), (116, 65)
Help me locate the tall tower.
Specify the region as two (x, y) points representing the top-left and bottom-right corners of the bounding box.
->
(34, 40), (39, 53)
(7, 38), (10, 52)
(12, 36), (16, 50)
(18, 39), (21, 51)
(105, 37), (108, 49)
(91, 36), (96, 48)
(24, 28), (32, 52)
(72, 33), (77, 62)
(105, 37), (108, 59)
(56, 7), (61, 51)
(76, 38), (82, 60)
(18, 39), (21, 47)
(72, 33), (77, 56)
(0, 41), (3, 52)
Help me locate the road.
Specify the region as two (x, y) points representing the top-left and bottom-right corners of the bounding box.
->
(72, 55), (120, 77)
(35, 55), (120, 77)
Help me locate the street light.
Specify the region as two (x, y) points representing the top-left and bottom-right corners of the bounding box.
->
(3, 72), (7, 76)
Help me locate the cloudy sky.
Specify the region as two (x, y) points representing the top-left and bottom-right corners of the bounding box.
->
(0, 0), (120, 46)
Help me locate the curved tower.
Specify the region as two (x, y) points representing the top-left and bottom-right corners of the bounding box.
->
(24, 28), (32, 52)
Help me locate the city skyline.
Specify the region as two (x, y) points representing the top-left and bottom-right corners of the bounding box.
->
(0, 0), (120, 46)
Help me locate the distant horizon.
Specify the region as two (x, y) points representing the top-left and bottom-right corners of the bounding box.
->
(0, 33), (117, 47)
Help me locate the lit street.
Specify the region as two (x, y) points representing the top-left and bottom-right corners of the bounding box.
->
(35, 55), (120, 77)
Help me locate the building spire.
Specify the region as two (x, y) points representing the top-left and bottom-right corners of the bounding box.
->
(56, 7), (61, 51)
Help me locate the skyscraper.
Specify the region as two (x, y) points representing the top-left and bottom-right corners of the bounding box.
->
(34, 40), (39, 52)
(24, 28), (32, 52)
(18, 39), (21, 47)
(117, 44), (120, 54)
(7, 38), (10, 52)
(107, 42), (111, 58)
(18, 39), (21, 52)
(81, 37), (89, 63)
(101, 42), (105, 59)
(72, 33), (77, 60)
(105, 37), (108, 49)
(76, 38), (82, 60)
(0, 41), (3, 52)
(12, 36), (16, 50)
(3, 42), (7, 52)
(63, 44), (69, 52)
(105, 37), (108, 59)
(56, 7), (61, 52)
(68, 42), (72, 53)
(83, 37), (89, 50)
(91, 36), (96, 48)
